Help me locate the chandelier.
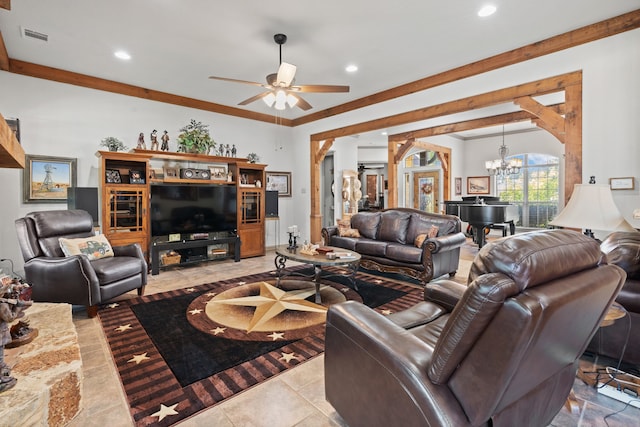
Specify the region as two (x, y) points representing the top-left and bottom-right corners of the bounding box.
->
(485, 126), (522, 177)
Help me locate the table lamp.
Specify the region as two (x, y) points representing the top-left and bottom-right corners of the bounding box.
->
(549, 183), (636, 238)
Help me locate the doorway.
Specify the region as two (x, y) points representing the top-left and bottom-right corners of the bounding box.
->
(412, 171), (439, 213)
(321, 154), (335, 228)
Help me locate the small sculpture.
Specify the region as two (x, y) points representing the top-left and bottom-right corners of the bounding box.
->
(225, 144), (231, 157)
(136, 132), (146, 150)
(160, 130), (170, 151)
(0, 278), (33, 393)
(231, 144), (237, 157)
(218, 144), (225, 157)
(150, 129), (159, 151)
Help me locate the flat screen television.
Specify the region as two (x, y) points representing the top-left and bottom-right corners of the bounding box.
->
(150, 184), (237, 237)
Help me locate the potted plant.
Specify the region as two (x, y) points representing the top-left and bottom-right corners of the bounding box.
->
(100, 136), (128, 152)
(176, 119), (216, 154)
(246, 152), (260, 163)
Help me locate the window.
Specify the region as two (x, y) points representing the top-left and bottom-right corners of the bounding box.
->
(496, 153), (559, 228)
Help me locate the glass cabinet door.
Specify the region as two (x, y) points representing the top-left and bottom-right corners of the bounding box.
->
(107, 188), (146, 233)
(241, 190), (262, 225)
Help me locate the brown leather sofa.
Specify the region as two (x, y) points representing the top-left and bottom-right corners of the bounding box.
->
(325, 229), (625, 427)
(321, 208), (466, 284)
(586, 231), (640, 367)
(15, 210), (147, 317)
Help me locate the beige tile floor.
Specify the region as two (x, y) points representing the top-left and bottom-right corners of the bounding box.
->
(65, 245), (640, 427)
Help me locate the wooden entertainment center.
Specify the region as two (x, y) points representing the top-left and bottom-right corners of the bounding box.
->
(97, 149), (266, 273)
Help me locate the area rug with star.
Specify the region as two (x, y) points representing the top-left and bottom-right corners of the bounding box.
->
(98, 267), (424, 426)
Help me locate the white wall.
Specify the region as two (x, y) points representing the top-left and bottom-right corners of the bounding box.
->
(2, 28), (639, 274)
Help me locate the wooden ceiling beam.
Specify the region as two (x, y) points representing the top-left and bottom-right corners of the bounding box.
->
(294, 9), (640, 127)
(388, 104), (565, 141)
(394, 138), (416, 163)
(316, 138), (335, 162)
(312, 71), (580, 141)
(7, 59), (293, 127)
(514, 96), (566, 142)
(0, 32), (9, 71)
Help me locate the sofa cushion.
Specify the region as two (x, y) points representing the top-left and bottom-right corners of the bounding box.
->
(350, 212), (381, 240)
(378, 211), (411, 244)
(330, 236), (358, 251)
(407, 214), (453, 245)
(91, 256), (142, 285)
(355, 239), (387, 257)
(386, 243), (423, 264)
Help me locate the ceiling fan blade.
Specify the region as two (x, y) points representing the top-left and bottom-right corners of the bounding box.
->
(291, 84), (350, 93)
(209, 75), (268, 88)
(276, 62), (297, 87)
(238, 92), (271, 106)
(292, 94), (313, 111)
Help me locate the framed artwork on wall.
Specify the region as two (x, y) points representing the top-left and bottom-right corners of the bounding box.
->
(105, 169), (122, 183)
(455, 177), (462, 196)
(467, 176), (490, 195)
(23, 154), (77, 203)
(266, 171), (292, 197)
(609, 177), (634, 190)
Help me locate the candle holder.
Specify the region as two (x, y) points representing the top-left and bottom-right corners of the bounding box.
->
(287, 232), (298, 251)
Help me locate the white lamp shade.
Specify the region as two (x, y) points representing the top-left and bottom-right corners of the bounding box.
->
(549, 184), (636, 232)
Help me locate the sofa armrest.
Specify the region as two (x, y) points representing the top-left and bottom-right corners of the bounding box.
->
(424, 279), (467, 311)
(425, 231), (466, 254)
(321, 226), (339, 243)
(24, 256), (101, 306)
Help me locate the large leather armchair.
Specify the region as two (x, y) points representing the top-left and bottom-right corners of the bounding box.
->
(325, 229), (625, 427)
(586, 231), (640, 366)
(15, 210), (147, 317)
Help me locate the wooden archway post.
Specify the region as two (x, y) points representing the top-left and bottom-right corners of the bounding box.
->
(310, 138), (335, 243)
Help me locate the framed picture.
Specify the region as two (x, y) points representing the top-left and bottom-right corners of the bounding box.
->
(455, 177), (462, 196)
(209, 165), (227, 180)
(129, 169), (145, 184)
(609, 177), (634, 190)
(467, 176), (490, 195)
(5, 117), (20, 143)
(105, 169), (122, 183)
(266, 171), (292, 197)
(163, 166), (178, 178)
(23, 154), (77, 203)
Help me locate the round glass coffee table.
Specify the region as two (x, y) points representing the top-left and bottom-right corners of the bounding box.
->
(274, 245), (361, 304)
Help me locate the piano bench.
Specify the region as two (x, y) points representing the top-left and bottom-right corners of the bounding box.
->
(487, 223), (509, 237)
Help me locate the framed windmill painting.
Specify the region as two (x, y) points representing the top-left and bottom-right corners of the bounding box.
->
(23, 154), (77, 203)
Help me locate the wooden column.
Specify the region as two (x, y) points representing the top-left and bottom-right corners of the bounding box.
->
(310, 138), (334, 243)
(564, 80), (583, 201)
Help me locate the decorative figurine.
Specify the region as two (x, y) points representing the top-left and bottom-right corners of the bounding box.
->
(150, 129), (159, 150)
(0, 278), (33, 393)
(231, 144), (237, 157)
(225, 144), (231, 157)
(218, 144), (225, 157)
(161, 130), (170, 151)
(136, 132), (146, 150)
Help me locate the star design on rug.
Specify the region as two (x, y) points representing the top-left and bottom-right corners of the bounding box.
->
(238, 281), (246, 285)
(128, 352), (150, 365)
(374, 279), (383, 284)
(151, 403), (179, 421)
(279, 352), (300, 363)
(106, 303), (119, 309)
(115, 324), (132, 332)
(206, 292), (217, 298)
(341, 287), (350, 293)
(185, 287), (196, 293)
(380, 309), (392, 315)
(210, 281), (327, 333)
(211, 326), (226, 335)
(189, 308), (203, 315)
(267, 332), (285, 341)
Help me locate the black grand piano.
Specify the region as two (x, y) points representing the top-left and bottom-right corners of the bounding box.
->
(444, 197), (519, 248)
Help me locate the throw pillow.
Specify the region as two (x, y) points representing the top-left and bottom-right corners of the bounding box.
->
(339, 227), (361, 238)
(336, 218), (351, 230)
(414, 234), (428, 248)
(428, 225), (439, 238)
(59, 234), (114, 260)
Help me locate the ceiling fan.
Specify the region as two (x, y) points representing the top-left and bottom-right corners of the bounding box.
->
(208, 34), (350, 111)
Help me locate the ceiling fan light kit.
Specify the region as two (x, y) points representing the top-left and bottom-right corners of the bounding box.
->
(209, 33), (349, 111)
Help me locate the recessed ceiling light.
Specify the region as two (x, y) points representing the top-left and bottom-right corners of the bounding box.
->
(478, 5), (497, 17)
(114, 50), (131, 60)
(381, 131), (388, 136)
(345, 64), (358, 73)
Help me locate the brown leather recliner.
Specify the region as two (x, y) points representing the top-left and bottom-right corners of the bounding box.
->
(325, 229), (625, 427)
(586, 231), (640, 366)
(15, 210), (147, 317)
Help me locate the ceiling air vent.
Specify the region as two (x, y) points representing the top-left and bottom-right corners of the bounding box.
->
(21, 27), (49, 42)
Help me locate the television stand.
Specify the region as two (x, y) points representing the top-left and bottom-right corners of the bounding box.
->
(150, 235), (240, 275)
